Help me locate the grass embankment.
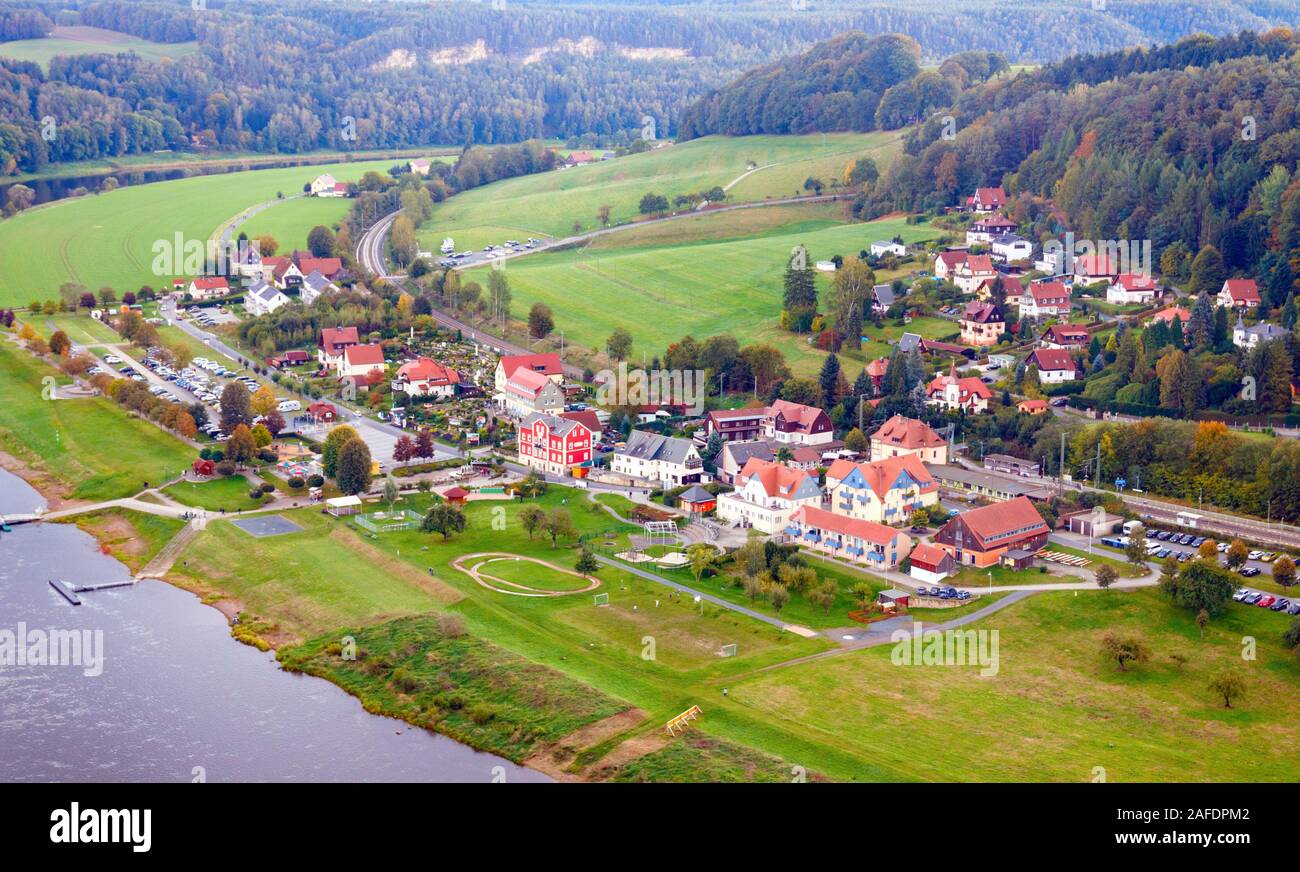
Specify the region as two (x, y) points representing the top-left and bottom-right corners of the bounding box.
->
(279, 614), (632, 764)
(59, 507), (185, 573)
(0, 338), (192, 501)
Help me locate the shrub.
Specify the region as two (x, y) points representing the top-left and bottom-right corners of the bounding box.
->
(259, 482), (275, 494)
(467, 703), (496, 725)
(287, 476), (305, 489)
(248, 489), (263, 500)
(307, 474), (324, 487)
(436, 612), (467, 637)
(215, 460), (236, 476)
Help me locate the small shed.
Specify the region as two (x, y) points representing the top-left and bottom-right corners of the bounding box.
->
(325, 494), (362, 517)
(1000, 548), (1037, 570)
(441, 486), (469, 506)
(1061, 509), (1120, 537)
(678, 484), (716, 516)
(877, 588), (911, 610)
(191, 458), (215, 477)
(908, 542), (955, 584)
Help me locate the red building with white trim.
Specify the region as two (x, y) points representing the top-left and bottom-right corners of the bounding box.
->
(517, 412), (593, 476)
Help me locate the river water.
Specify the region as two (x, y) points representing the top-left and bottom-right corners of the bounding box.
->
(0, 470), (547, 782)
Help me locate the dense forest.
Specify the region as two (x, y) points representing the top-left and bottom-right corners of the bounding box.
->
(0, 0), (1298, 175)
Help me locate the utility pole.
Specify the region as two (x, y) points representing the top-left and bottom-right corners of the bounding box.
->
(1094, 440), (1101, 489)
(1059, 431), (1066, 496)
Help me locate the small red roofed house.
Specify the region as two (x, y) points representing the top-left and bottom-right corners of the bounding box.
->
(954, 254), (997, 294)
(1020, 281), (1071, 320)
(1216, 279), (1260, 310)
(965, 187), (1006, 213)
(187, 277), (229, 300)
(869, 414), (949, 464)
(1146, 306), (1192, 327)
(293, 251), (344, 280)
(337, 343), (385, 379)
(763, 399), (834, 446)
(1026, 347), (1078, 383)
(318, 326), (360, 368)
(393, 358), (460, 398)
(927, 363), (993, 413)
(908, 541), (956, 584)
(960, 301), (1005, 346)
(934, 250), (969, 280)
(308, 402), (338, 423)
(494, 353), (563, 393)
(1017, 399), (1048, 415)
(865, 357), (890, 394)
(1040, 323), (1090, 349)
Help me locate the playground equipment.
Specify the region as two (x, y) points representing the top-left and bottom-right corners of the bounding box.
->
(665, 705), (702, 736)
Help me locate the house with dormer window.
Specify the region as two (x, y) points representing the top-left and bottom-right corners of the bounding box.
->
(824, 454), (938, 525)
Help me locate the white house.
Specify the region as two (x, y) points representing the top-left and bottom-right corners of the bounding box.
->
(1026, 347), (1078, 383)
(187, 277), (230, 300)
(609, 430), (708, 488)
(990, 234), (1032, 263)
(299, 269), (337, 305)
(953, 254), (996, 294)
(245, 281), (290, 316)
(1217, 279), (1261, 310)
(392, 357), (460, 398)
(311, 174), (348, 197)
(815, 260), (837, 272)
(716, 458), (821, 534)
(965, 215), (1016, 245)
(1232, 315), (1289, 350)
(1019, 281), (1072, 320)
(1106, 273), (1158, 305)
(337, 343), (386, 379)
(407, 158), (433, 176)
(870, 240), (906, 258)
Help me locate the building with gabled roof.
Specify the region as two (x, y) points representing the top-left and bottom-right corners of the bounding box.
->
(824, 454), (938, 525)
(494, 353), (564, 394)
(763, 399), (833, 446)
(785, 505), (912, 569)
(1106, 273), (1158, 305)
(932, 496), (1049, 568)
(245, 281), (290, 317)
(393, 357), (460, 398)
(1040, 323), (1090, 349)
(610, 430), (707, 488)
(187, 276), (230, 300)
(1026, 347), (1078, 383)
(965, 186), (1006, 213)
(338, 343), (385, 379)
(927, 362), (993, 413)
(703, 407), (767, 443)
(1020, 281), (1071, 320)
(934, 250), (969, 280)
(517, 412), (592, 476)
(953, 254), (997, 294)
(869, 415), (949, 464)
(1217, 278), (1260, 310)
(959, 301), (1004, 347)
(497, 366), (565, 418)
(716, 458), (820, 534)
(318, 325), (360, 367)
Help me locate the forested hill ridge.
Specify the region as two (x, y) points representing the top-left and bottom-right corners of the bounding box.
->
(859, 29), (1300, 313)
(1, 0), (1299, 176)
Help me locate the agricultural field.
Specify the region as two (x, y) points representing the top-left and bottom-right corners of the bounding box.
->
(0, 26), (198, 70)
(420, 132), (904, 252)
(464, 214), (942, 373)
(0, 338), (193, 501)
(0, 158), (397, 307)
(235, 196), (354, 254)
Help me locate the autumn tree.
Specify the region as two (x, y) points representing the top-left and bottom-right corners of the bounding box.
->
(1102, 632), (1150, 672)
(336, 437), (372, 495)
(226, 423), (255, 464)
(322, 424), (360, 479)
(250, 385), (278, 418)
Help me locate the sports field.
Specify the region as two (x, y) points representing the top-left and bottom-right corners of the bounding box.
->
(463, 213), (942, 373)
(419, 132), (904, 252)
(0, 158), (397, 307)
(0, 26), (198, 70)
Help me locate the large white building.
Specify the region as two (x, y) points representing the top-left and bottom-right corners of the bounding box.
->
(609, 431), (708, 488)
(716, 458), (821, 534)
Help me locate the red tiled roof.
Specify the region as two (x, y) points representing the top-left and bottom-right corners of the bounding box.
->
(962, 254), (995, 273)
(1222, 279), (1260, 303)
(500, 353), (564, 379)
(191, 277), (229, 290)
(737, 458), (815, 499)
(1044, 323), (1090, 344)
(872, 415), (946, 450)
(909, 541), (950, 570)
(1148, 306), (1191, 324)
(1028, 347), (1076, 373)
(962, 301), (1003, 324)
(936, 251), (968, 269)
(506, 367), (552, 397)
(344, 343), (384, 367)
(320, 326), (359, 354)
(1029, 281), (1070, 303)
(1113, 273), (1156, 291)
(561, 409), (601, 434)
(396, 357), (459, 386)
(791, 505), (902, 548)
(841, 454), (936, 500)
(866, 357), (890, 377)
(947, 496), (1048, 550)
(767, 399), (828, 434)
(1018, 399), (1048, 412)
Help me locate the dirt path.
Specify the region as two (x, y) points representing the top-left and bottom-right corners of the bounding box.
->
(451, 551), (601, 597)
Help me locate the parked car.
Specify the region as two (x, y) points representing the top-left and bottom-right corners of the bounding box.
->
(1241, 567), (1262, 578)
(1233, 588), (1251, 602)
(1243, 593), (1263, 604)
(1269, 598), (1290, 612)
(1255, 595), (1276, 608)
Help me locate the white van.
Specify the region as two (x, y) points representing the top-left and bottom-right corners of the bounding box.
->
(277, 400), (301, 413)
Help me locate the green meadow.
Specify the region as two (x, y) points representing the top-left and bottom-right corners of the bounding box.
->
(0, 158), (397, 306)
(419, 132), (903, 252)
(464, 213), (942, 373)
(0, 26), (198, 71)
(0, 338), (192, 500)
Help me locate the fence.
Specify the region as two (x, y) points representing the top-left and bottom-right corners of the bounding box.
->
(354, 509), (423, 533)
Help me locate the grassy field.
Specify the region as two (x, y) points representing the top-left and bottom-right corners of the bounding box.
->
(237, 196), (354, 253)
(43, 312), (122, 346)
(464, 214), (941, 373)
(162, 476), (268, 513)
(0, 26), (197, 70)
(420, 132), (904, 252)
(0, 338), (193, 501)
(0, 158), (397, 306)
(731, 588), (1300, 782)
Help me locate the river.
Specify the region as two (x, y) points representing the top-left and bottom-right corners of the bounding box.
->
(0, 470), (548, 782)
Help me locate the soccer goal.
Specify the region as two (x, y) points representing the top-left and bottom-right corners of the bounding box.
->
(719, 643), (738, 658)
(593, 592), (609, 606)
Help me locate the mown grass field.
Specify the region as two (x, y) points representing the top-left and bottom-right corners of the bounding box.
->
(0, 26), (197, 70)
(236, 197), (353, 254)
(0, 158), (397, 306)
(465, 213), (941, 373)
(0, 337), (193, 501)
(162, 475), (269, 513)
(420, 132), (903, 252)
(43, 312), (122, 346)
